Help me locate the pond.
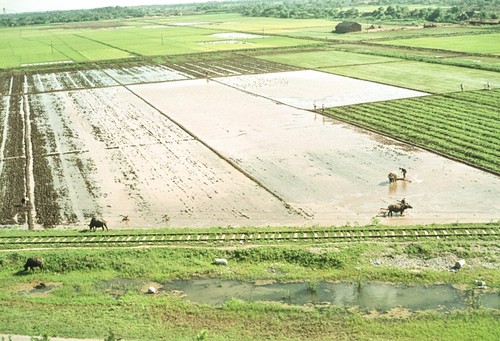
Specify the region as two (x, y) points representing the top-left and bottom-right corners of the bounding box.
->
(162, 279), (500, 311)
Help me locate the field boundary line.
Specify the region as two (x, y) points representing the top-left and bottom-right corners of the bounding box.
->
(22, 76), (36, 230)
(74, 34), (140, 57)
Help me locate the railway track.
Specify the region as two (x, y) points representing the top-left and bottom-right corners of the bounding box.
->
(0, 226), (498, 249)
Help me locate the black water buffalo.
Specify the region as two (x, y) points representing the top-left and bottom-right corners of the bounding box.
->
(89, 217), (108, 231)
(24, 258), (44, 272)
(387, 202), (413, 217)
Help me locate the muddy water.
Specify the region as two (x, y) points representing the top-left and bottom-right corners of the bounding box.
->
(163, 279), (500, 311)
(217, 70), (429, 109)
(130, 76), (500, 227)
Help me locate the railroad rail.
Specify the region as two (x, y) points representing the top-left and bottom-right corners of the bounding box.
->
(0, 226), (498, 249)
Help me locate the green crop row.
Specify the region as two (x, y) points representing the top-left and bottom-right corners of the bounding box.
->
(372, 99), (498, 134)
(340, 105), (496, 159)
(446, 90), (499, 107)
(369, 101), (500, 146)
(341, 106), (496, 163)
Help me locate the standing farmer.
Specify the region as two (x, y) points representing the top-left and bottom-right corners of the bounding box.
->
(399, 167), (407, 179)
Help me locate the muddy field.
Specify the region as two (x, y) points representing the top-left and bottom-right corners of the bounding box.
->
(0, 62), (498, 229)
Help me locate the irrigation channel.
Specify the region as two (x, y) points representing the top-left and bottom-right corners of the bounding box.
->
(0, 225), (497, 249)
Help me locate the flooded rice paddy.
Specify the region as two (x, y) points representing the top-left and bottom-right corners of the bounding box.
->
(217, 70), (429, 109)
(1, 68), (499, 228)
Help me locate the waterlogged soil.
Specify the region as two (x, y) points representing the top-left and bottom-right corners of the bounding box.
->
(13, 281), (62, 296)
(217, 70), (429, 109)
(131, 77), (500, 227)
(1, 68), (499, 229)
(160, 279), (500, 311)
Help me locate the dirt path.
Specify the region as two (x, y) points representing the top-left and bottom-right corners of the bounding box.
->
(22, 76), (36, 230)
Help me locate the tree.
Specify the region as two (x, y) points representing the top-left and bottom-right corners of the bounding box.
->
(426, 8), (442, 21)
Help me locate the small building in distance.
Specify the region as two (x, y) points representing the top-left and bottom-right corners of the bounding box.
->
(333, 21), (362, 33)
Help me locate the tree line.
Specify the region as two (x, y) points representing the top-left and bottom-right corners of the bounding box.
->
(238, 0), (499, 22)
(0, 0), (498, 28)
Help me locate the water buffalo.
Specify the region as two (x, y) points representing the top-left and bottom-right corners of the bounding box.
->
(24, 258), (44, 272)
(388, 172), (398, 183)
(387, 202), (413, 216)
(89, 217), (108, 231)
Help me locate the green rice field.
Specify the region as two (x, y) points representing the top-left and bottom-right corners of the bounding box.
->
(324, 61), (500, 93)
(380, 32), (500, 54)
(1, 13), (499, 70)
(258, 50), (500, 93)
(0, 16), (318, 68)
(258, 49), (401, 68)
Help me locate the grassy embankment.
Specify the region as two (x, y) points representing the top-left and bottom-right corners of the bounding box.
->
(0, 222), (499, 340)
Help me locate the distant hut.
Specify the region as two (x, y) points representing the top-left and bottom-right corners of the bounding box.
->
(333, 21), (362, 34)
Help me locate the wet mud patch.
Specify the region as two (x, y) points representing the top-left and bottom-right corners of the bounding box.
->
(15, 282), (62, 296)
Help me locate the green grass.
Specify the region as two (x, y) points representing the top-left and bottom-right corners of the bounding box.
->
(0, 15), (319, 69)
(380, 32), (500, 54)
(0, 241), (498, 340)
(258, 49), (401, 68)
(323, 61), (500, 93)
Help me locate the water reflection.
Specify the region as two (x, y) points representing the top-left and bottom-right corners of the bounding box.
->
(163, 279), (499, 311)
